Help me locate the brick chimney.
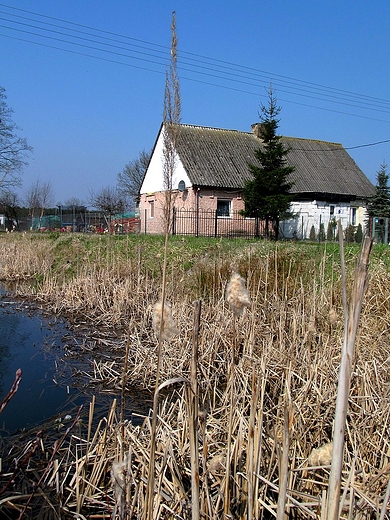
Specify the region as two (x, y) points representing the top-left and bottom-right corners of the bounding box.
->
(251, 123), (265, 139)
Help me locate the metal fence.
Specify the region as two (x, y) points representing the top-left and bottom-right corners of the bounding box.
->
(2, 210), (130, 233)
(170, 208), (384, 242)
(172, 208), (267, 238)
(370, 217), (389, 244)
(4, 206), (388, 243)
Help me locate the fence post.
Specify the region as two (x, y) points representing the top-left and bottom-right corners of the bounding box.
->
(214, 210), (218, 238)
(172, 207), (176, 235)
(319, 214), (322, 242)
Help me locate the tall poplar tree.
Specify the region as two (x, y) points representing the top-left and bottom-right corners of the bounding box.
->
(162, 11), (181, 233)
(242, 87), (294, 239)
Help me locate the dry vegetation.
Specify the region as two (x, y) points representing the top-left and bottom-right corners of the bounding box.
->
(0, 232), (389, 519)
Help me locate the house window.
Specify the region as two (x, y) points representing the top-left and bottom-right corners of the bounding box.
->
(351, 207), (357, 226)
(330, 205), (335, 216)
(149, 200), (155, 218)
(217, 199), (231, 217)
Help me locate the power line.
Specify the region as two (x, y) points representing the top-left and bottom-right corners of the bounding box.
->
(346, 139), (390, 150)
(2, 30), (390, 128)
(1, 2), (390, 144)
(1, 16), (390, 120)
(292, 139), (390, 152)
(0, 32), (169, 77)
(1, 7), (387, 113)
(1, 2), (390, 114)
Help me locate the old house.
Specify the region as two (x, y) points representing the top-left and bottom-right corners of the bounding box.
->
(139, 123), (375, 238)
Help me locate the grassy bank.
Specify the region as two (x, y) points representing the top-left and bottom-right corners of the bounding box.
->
(0, 232), (389, 518)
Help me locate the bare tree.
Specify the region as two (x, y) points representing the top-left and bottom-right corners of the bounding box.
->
(0, 86), (32, 193)
(117, 149), (150, 208)
(0, 190), (20, 230)
(25, 179), (53, 229)
(0, 189), (19, 210)
(63, 197), (85, 209)
(89, 186), (127, 231)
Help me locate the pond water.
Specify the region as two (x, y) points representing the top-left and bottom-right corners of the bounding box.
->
(0, 286), (150, 436)
(0, 290), (84, 435)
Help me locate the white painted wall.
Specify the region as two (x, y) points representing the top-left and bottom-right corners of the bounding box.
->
(281, 200), (368, 239)
(140, 129), (192, 194)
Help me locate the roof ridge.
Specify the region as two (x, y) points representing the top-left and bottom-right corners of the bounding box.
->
(173, 123), (343, 146)
(283, 135), (342, 146)
(172, 122), (252, 134)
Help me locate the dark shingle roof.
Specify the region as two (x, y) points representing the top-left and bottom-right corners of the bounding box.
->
(167, 124), (375, 198)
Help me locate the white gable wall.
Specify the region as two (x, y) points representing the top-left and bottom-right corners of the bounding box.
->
(140, 130), (192, 194)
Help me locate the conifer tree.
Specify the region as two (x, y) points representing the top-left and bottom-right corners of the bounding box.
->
(242, 87), (295, 239)
(367, 161), (390, 218)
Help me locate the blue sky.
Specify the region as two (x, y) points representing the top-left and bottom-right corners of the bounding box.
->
(1, 1), (390, 205)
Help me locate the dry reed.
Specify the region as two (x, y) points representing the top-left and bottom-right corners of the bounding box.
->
(0, 234), (389, 518)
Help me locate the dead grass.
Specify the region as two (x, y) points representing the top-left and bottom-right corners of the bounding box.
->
(0, 233), (389, 518)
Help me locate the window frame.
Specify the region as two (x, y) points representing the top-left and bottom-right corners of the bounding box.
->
(351, 206), (357, 226)
(149, 200), (155, 219)
(216, 198), (232, 218)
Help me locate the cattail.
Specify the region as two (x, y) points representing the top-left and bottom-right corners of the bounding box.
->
(111, 457), (127, 519)
(308, 441), (333, 466)
(208, 453), (226, 476)
(308, 316), (316, 333)
(226, 272), (251, 317)
(329, 307), (337, 324)
(152, 299), (179, 341)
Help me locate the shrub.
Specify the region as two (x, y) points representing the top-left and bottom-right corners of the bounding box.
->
(355, 223), (363, 243)
(309, 225), (316, 241)
(326, 218), (337, 241)
(318, 223), (326, 242)
(345, 224), (356, 243)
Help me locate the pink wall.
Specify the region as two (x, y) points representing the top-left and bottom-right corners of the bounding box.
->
(139, 187), (246, 234)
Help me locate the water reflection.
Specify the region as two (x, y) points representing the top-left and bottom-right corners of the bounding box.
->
(0, 294), (82, 435)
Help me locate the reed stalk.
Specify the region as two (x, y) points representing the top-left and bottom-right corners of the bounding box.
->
(187, 299), (201, 520)
(276, 371), (293, 520)
(17, 405), (83, 520)
(326, 229), (372, 520)
(0, 368), (22, 413)
(1, 230), (389, 518)
(224, 354), (235, 517)
(247, 367), (260, 520)
(120, 329), (131, 458)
